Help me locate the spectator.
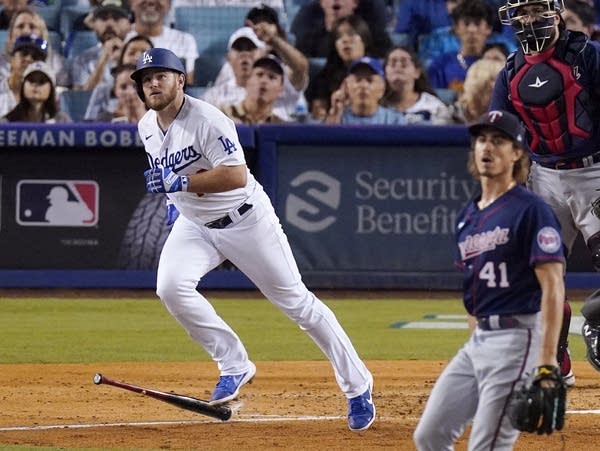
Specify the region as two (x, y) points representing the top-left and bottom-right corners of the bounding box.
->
(211, 5), (308, 120)
(449, 57), (503, 123)
(1, 61), (71, 123)
(291, 0), (391, 58)
(325, 56), (406, 124)
(0, 0), (27, 29)
(96, 63), (146, 122)
(126, 0), (198, 84)
(219, 55), (287, 124)
(305, 14), (374, 120)
(70, 0), (103, 32)
(68, 0), (132, 91)
(481, 42), (509, 63)
(201, 27), (297, 120)
(417, 0), (517, 68)
(382, 45), (451, 124)
(85, 34), (153, 121)
(427, 0), (494, 96)
(0, 34), (48, 116)
(562, 0), (599, 39)
(0, 7), (67, 86)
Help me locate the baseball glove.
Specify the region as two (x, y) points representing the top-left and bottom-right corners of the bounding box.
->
(508, 365), (566, 435)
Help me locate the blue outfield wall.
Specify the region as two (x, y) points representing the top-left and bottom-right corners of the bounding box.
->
(0, 123), (597, 290)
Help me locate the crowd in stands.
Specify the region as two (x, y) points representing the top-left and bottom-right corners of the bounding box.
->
(0, 0), (599, 125)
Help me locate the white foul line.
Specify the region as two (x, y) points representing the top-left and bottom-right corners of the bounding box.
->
(0, 415), (345, 432)
(1, 411), (598, 432)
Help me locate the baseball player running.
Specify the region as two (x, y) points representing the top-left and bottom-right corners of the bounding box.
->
(490, 0), (600, 385)
(130, 48), (375, 431)
(414, 110), (566, 450)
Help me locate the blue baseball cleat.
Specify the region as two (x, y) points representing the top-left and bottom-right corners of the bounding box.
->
(347, 386), (376, 431)
(209, 362), (256, 405)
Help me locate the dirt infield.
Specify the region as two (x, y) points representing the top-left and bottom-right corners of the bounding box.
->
(0, 360), (598, 450)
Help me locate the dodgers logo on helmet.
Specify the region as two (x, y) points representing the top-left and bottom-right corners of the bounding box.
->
(16, 180), (99, 227)
(537, 226), (561, 253)
(142, 51), (152, 65)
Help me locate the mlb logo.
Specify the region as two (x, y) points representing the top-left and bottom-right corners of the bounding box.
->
(16, 180), (99, 227)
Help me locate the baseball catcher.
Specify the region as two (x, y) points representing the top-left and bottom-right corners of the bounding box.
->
(508, 365), (566, 435)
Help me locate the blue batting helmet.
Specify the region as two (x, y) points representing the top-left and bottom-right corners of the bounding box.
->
(130, 48), (186, 100)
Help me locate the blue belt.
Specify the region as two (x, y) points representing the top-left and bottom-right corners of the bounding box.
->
(477, 315), (521, 330)
(204, 203), (252, 229)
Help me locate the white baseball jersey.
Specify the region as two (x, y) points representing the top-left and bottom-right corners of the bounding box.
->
(137, 95), (259, 222)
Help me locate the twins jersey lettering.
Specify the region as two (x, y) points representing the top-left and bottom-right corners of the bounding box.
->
(138, 95), (258, 222)
(455, 185), (565, 316)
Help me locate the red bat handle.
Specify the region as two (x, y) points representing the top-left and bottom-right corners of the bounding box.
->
(93, 373), (231, 421)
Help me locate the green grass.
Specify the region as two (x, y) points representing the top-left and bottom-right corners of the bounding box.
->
(0, 297), (587, 363)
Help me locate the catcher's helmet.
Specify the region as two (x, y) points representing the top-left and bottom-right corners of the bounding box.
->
(499, 0), (564, 54)
(130, 48), (186, 100)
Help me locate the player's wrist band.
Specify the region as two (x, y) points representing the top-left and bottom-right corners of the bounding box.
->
(181, 175), (189, 192)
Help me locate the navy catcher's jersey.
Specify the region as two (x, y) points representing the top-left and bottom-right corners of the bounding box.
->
(455, 185), (565, 316)
(490, 30), (600, 165)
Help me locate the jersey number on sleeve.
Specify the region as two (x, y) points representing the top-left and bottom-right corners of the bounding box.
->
(479, 261), (509, 288)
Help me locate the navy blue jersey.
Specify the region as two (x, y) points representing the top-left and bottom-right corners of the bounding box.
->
(490, 30), (600, 165)
(455, 185), (565, 316)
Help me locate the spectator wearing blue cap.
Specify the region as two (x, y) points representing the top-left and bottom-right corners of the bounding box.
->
(0, 33), (48, 116)
(0, 7), (68, 86)
(325, 56), (406, 125)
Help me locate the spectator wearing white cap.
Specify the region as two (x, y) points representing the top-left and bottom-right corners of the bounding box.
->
(326, 56), (406, 125)
(202, 26), (303, 120)
(1, 61), (71, 123)
(218, 55), (288, 124)
(126, 0), (198, 84)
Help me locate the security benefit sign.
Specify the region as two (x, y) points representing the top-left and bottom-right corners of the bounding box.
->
(277, 144), (478, 274)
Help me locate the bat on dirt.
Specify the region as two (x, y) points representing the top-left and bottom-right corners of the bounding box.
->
(93, 373), (232, 421)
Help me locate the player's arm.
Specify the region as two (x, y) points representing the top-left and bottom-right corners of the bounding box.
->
(186, 164), (247, 194)
(534, 261), (565, 368)
(144, 164), (247, 194)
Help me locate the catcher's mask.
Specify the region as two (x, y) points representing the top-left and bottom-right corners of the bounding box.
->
(130, 48), (186, 101)
(499, 0), (564, 54)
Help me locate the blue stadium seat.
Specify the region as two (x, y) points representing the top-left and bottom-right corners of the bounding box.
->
(59, 89), (93, 122)
(174, 6), (250, 59)
(193, 55), (226, 87)
(48, 30), (63, 56)
(308, 57), (326, 80)
(33, 2), (62, 33)
(185, 86), (208, 99)
(60, 5), (91, 45)
(434, 88), (457, 105)
(64, 30), (98, 59)
(0, 30), (8, 52)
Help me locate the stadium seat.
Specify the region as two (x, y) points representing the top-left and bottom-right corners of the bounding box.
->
(64, 30), (98, 59)
(174, 6), (250, 59)
(60, 5), (91, 45)
(193, 55), (226, 87)
(59, 89), (93, 122)
(33, 2), (62, 33)
(0, 30), (8, 52)
(185, 86), (207, 99)
(434, 88), (457, 105)
(308, 57), (326, 80)
(48, 30), (63, 56)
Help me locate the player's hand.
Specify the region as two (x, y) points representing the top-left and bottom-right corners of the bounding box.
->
(165, 200), (180, 226)
(144, 166), (189, 193)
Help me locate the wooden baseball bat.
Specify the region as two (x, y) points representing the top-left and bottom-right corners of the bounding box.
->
(93, 373), (232, 421)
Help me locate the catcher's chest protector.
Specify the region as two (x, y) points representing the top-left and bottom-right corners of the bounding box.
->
(507, 32), (593, 155)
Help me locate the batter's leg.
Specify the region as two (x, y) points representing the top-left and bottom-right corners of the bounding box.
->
(219, 203), (372, 397)
(156, 216), (253, 375)
(414, 346), (478, 451)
